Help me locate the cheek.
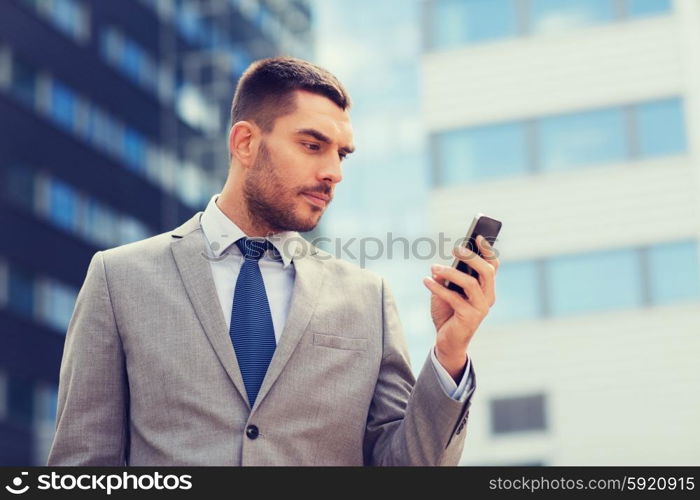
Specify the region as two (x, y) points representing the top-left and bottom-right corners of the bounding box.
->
(279, 152), (317, 184)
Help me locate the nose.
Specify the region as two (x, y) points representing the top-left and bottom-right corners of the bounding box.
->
(318, 158), (343, 185)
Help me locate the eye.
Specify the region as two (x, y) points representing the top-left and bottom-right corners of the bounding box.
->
(302, 142), (320, 152)
(339, 152), (347, 161)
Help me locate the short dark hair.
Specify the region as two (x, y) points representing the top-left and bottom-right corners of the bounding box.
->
(229, 56), (351, 134)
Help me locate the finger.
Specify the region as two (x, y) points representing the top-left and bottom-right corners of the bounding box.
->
(431, 265), (489, 313)
(446, 252), (496, 307)
(452, 245), (496, 295)
(423, 275), (473, 314)
(477, 235), (500, 271)
(476, 236), (498, 306)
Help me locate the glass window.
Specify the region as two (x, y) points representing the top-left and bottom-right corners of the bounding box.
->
(10, 56), (37, 106)
(491, 393), (547, 434)
(53, 0), (79, 36)
(122, 38), (144, 81)
(178, 163), (204, 208)
(439, 122), (528, 184)
(123, 127), (146, 172)
(0, 371), (6, 420)
(431, 0), (518, 49)
(530, 0), (614, 35)
(47, 385), (58, 425)
(545, 248), (643, 316)
(47, 177), (79, 232)
(100, 27), (121, 63)
(107, 118), (126, 159)
(636, 98), (686, 158)
(49, 80), (77, 131)
(42, 280), (78, 332)
(648, 241), (700, 305)
(4, 165), (35, 210)
(34, 384), (58, 426)
(83, 198), (118, 247)
(118, 216), (150, 245)
(0, 258), (8, 308)
(7, 376), (34, 427)
(538, 107), (627, 171)
(140, 58), (158, 92)
(87, 106), (116, 154)
(28, 0), (90, 42)
(176, 1), (205, 44)
(626, 0), (671, 17)
(488, 260), (541, 323)
(8, 265), (34, 317)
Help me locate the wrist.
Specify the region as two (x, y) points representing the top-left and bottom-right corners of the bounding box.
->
(434, 344), (469, 382)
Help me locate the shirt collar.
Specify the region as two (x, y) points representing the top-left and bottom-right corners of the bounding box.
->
(200, 193), (300, 268)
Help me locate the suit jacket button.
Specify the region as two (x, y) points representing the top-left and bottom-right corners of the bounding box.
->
(246, 425), (259, 440)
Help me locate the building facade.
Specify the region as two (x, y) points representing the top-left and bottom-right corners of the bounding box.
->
(422, 0), (700, 465)
(0, 0), (311, 465)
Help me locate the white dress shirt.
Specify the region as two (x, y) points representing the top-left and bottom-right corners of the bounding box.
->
(199, 194), (475, 402)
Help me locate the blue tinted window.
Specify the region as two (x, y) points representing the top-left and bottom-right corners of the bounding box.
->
(53, 0), (78, 34)
(431, 0), (518, 49)
(531, 0), (614, 34)
(119, 217), (150, 245)
(4, 166), (35, 210)
(546, 248), (643, 316)
(8, 376), (34, 426)
(648, 241), (700, 305)
(636, 98), (686, 158)
(491, 394), (547, 434)
(87, 107), (111, 151)
(83, 199), (117, 247)
(538, 108), (627, 171)
(8, 266), (34, 316)
(44, 281), (77, 332)
(626, 0), (671, 17)
(124, 128), (146, 172)
(177, 2), (205, 44)
(10, 57), (37, 106)
(47, 386), (58, 424)
(439, 122), (528, 184)
(488, 260), (541, 323)
(49, 81), (77, 130)
(122, 39), (144, 81)
(48, 177), (78, 231)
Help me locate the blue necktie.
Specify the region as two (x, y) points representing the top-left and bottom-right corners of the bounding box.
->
(229, 237), (276, 407)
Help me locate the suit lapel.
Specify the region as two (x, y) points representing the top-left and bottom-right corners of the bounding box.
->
(170, 213), (251, 408)
(252, 238), (326, 412)
(170, 213), (327, 413)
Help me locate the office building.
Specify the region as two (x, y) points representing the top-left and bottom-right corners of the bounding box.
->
(422, 0), (700, 465)
(0, 0), (311, 465)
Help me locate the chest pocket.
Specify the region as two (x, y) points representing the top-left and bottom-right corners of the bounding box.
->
(313, 332), (368, 351)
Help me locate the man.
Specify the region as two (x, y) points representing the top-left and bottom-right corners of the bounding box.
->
(47, 57), (499, 466)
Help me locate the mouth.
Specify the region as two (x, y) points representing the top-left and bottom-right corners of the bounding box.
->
(301, 192), (330, 208)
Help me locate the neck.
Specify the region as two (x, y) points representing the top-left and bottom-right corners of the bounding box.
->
(216, 176), (275, 238)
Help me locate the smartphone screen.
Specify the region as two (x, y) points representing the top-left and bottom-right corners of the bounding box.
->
(445, 214), (502, 297)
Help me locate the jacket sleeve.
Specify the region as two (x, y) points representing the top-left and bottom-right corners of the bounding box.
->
(363, 277), (475, 466)
(47, 251), (130, 465)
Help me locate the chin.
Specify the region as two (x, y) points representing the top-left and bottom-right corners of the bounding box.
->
(296, 212), (322, 233)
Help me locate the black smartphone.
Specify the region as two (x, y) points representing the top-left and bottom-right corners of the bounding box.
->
(444, 213), (502, 297)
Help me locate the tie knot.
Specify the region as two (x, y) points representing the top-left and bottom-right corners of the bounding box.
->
(235, 237), (271, 261)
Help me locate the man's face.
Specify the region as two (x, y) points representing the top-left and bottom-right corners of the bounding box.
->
(243, 89), (354, 234)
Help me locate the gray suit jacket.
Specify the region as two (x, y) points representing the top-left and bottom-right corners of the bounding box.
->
(47, 212), (473, 466)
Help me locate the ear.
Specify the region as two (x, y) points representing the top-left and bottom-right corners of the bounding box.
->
(229, 120), (260, 168)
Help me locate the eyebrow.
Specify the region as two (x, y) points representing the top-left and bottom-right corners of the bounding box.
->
(295, 128), (355, 155)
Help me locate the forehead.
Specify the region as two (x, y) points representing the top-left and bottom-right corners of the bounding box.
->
(274, 90), (353, 142)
